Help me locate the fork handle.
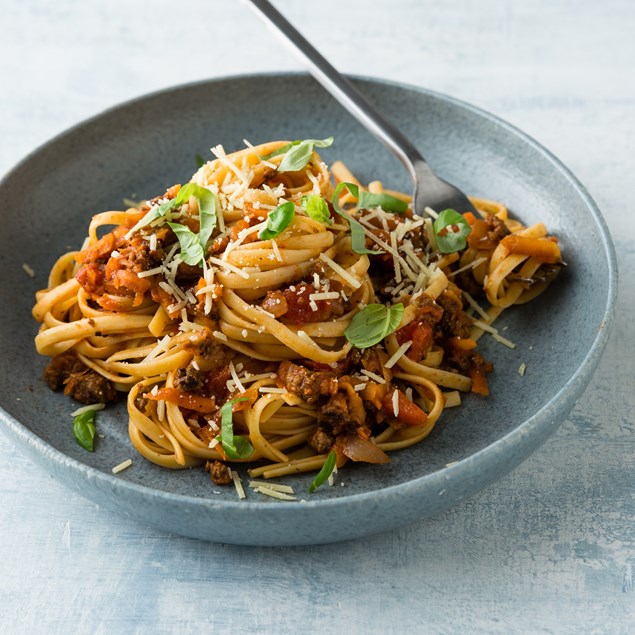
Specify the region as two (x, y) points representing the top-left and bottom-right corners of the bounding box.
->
(244, 0), (431, 183)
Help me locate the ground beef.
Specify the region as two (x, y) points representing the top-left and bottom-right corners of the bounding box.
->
(317, 392), (349, 433)
(277, 360), (338, 405)
(205, 460), (232, 485)
(174, 364), (206, 393)
(185, 330), (230, 366)
(63, 370), (118, 404)
(317, 383), (367, 437)
(437, 289), (473, 339)
(115, 232), (159, 273)
(485, 214), (511, 244)
(44, 352), (84, 391)
(307, 426), (334, 453)
(134, 394), (148, 413)
(443, 347), (493, 378)
(467, 213), (511, 251)
(44, 352), (118, 404)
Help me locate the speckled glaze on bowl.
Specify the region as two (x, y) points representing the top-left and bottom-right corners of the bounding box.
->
(0, 73), (616, 545)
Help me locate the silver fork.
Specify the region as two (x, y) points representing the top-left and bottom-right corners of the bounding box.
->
(245, 0), (477, 216)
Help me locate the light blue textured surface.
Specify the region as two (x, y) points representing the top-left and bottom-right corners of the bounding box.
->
(1, 0), (634, 632)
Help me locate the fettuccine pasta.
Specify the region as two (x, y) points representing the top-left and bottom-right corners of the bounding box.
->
(33, 138), (562, 487)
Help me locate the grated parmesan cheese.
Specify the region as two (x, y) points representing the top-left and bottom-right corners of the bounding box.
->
(518, 363), (527, 376)
(223, 221), (268, 260)
(22, 263), (35, 278)
(112, 459), (132, 474)
(137, 265), (163, 278)
(257, 306), (276, 318)
(232, 471), (246, 499)
(243, 138), (277, 169)
(271, 239), (283, 262)
(492, 332), (516, 349)
(208, 256), (250, 280)
(360, 369), (386, 384)
(248, 480), (295, 494)
(70, 403), (105, 417)
(384, 341), (413, 369)
(449, 256), (488, 278)
(319, 253), (361, 289)
(328, 464), (338, 487)
(297, 330), (316, 346)
(472, 319), (517, 349)
(462, 291), (491, 321)
(258, 387), (289, 394)
(309, 291), (341, 301)
(254, 486), (297, 501)
(211, 144), (250, 185)
(240, 372), (277, 384)
(392, 390), (400, 416)
(229, 360), (246, 393)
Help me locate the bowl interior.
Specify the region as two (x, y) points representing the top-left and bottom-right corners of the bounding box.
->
(0, 74), (612, 504)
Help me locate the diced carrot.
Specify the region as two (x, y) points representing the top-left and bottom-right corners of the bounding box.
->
(466, 219), (490, 248)
(146, 387), (217, 414)
(470, 370), (489, 396)
(449, 337), (478, 351)
(382, 390), (428, 426)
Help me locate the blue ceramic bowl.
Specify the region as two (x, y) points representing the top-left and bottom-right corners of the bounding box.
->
(0, 73), (617, 545)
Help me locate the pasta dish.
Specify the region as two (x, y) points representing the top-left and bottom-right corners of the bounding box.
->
(32, 138), (562, 491)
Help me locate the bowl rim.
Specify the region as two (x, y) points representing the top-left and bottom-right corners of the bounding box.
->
(0, 71), (618, 513)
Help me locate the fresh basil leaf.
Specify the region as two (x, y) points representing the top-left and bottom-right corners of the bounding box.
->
(73, 410), (96, 452)
(358, 191), (408, 214)
(277, 143), (314, 173)
(192, 188), (218, 251)
(263, 137), (334, 162)
(195, 153), (205, 168)
(331, 182), (381, 255)
(171, 183), (218, 251)
(344, 303), (404, 349)
(308, 450), (337, 493)
(259, 201), (296, 240)
(433, 209), (472, 254)
(300, 195), (332, 225)
(309, 137), (335, 149)
(276, 137), (334, 173)
(127, 182), (218, 243)
(261, 140), (302, 160)
(168, 222), (205, 266)
(231, 435), (254, 459)
(219, 397), (253, 460)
